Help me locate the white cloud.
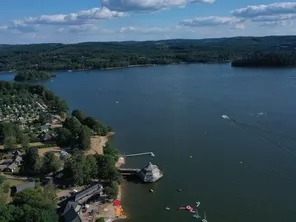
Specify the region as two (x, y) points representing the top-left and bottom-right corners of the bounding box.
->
(235, 23), (245, 29)
(120, 26), (171, 33)
(180, 16), (240, 27)
(23, 7), (127, 26)
(101, 0), (215, 12)
(231, 2), (296, 27)
(58, 24), (116, 35)
(0, 7), (126, 35)
(8, 20), (38, 33)
(232, 2), (296, 18)
(0, 26), (8, 31)
(67, 24), (99, 34)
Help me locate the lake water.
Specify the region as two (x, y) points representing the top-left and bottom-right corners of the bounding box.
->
(2, 64), (296, 222)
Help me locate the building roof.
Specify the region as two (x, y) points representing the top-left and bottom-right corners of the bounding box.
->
(63, 206), (81, 222)
(7, 162), (18, 170)
(74, 183), (103, 202)
(13, 150), (22, 156)
(42, 133), (52, 141)
(142, 162), (158, 172)
(14, 182), (35, 193)
(13, 156), (23, 162)
(61, 201), (81, 222)
(62, 201), (79, 216)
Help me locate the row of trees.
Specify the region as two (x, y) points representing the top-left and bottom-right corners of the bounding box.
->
(14, 70), (54, 81)
(231, 52), (296, 67)
(0, 122), (30, 149)
(56, 109), (112, 150)
(20, 147), (62, 177)
(4, 36), (296, 71)
(0, 185), (58, 222)
(63, 142), (120, 199)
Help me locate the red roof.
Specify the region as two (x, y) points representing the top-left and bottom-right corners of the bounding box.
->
(113, 200), (121, 206)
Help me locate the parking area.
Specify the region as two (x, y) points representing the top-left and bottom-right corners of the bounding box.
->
(79, 203), (100, 222)
(57, 189), (72, 198)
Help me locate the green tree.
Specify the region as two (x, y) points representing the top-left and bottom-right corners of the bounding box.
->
(20, 133), (30, 149)
(21, 147), (41, 176)
(56, 127), (72, 147)
(95, 155), (121, 183)
(42, 152), (62, 175)
(83, 155), (98, 183)
(12, 187), (58, 222)
(63, 154), (86, 185)
(77, 125), (91, 151)
(103, 142), (119, 162)
(71, 109), (86, 123)
(0, 204), (23, 222)
(83, 117), (108, 136)
(96, 217), (105, 222)
(63, 116), (82, 136)
(4, 136), (17, 150)
(54, 97), (68, 114)
(104, 181), (119, 200)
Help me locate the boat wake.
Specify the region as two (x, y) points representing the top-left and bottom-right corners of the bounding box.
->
(221, 114), (296, 156)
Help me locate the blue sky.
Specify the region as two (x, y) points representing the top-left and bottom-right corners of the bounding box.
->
(0, 0), (296, 44)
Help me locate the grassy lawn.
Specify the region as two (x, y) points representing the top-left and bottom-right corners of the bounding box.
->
(1, 178), (26, 203)
(6, 178), (25, 187)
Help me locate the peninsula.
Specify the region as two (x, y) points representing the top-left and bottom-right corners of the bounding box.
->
(14, 70), (55, 81)
(0, 80), (122, 222)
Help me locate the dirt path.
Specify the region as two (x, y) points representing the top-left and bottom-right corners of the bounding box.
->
(85, 136), (107, 155)
(0, 142), (56, 150)
(38, 147), (61, 157)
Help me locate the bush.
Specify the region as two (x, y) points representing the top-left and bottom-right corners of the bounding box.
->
(104, 181), (118, 200)
(96, 218), (105, 222)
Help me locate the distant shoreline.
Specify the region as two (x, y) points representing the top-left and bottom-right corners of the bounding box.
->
(0, 61), (232, 74)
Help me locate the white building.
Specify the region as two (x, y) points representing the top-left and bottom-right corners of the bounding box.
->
(139, 162), (163, 183)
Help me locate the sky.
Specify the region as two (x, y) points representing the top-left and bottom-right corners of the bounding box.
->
(1, 0), (296, 44)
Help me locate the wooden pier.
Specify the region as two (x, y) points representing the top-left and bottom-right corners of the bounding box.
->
(124, 152), (155, 157)
(117, 168), (140, 176)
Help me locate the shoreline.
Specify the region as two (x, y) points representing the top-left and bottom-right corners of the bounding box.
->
(0, 61), (233, 74)
(96, 133), (127, 221)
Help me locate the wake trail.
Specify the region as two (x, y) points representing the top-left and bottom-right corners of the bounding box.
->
(222, 114), (296, 156)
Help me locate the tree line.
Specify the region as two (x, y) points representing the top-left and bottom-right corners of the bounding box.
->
(0, 122), (30, 149)
(63, 142), (121, 199)
(2, 36), (296, 71)
(56, 109), (112, 151)
(231, 52), (296, 67)
(14, 70), (55, 81)
(0, 177), (58, 222)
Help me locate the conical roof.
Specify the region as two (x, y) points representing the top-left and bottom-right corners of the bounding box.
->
(143, 162), (157, 172)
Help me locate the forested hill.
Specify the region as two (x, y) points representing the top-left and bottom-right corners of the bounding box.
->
(1, 36), (296, 71)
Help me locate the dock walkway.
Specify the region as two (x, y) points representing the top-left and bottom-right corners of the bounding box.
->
(117, 168), (140, 176)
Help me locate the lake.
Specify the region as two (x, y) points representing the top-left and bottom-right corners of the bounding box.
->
(2, 63), (296, 222)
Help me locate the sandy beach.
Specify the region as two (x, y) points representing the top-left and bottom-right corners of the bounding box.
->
(97, 156), (126, 221)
